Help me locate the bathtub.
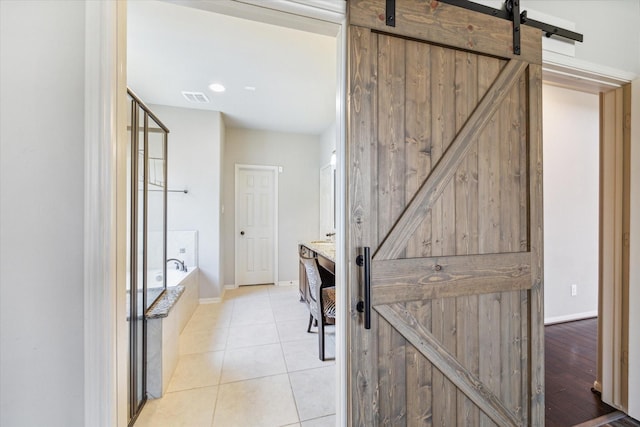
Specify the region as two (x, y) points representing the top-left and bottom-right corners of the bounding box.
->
(146, 266), (199, 399)
(147, 266), (196, 287)
(165, 267), (196, 287)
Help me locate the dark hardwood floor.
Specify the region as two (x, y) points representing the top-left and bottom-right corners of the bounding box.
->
(545, 318), (617, 426)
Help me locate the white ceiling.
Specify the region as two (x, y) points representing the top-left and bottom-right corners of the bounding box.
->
(127, 0), (338, 135)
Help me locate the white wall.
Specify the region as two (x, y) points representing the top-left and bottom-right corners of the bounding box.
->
(527, 0), (640, 75)
(150, 105), (224, 299)
(223, 128), (320, 285)
(542, 84), (600, 323)
(0, 1), (86, 426)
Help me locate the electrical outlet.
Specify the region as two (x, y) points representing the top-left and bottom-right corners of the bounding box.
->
(571, 284), (577, 296)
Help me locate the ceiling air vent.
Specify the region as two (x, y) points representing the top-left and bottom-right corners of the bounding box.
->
(181, 91), (210, 104)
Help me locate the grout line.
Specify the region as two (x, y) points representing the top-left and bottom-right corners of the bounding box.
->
(208, 295), (234, 426)
(300, 413), (337, 424)
(273, 288), (304, 424)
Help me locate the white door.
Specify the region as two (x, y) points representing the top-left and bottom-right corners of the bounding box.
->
(235, 165), (277, 286)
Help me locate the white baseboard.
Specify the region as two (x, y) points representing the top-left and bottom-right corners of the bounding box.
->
(277, 280), (299, 287)
(199, 297), (222, 304)
(224, 284), (237, 290)
(544, 310), (598, 325)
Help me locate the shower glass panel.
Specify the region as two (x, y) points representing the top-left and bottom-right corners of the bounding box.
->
(146, 120), (167, 309)
(133, 104), (146, 422)
(126, 89), (169, 425)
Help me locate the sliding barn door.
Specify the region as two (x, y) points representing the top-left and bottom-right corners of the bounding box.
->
(346, 1), (544, 425)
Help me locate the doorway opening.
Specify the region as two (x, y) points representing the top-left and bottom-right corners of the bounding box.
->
(542, 68), (632, 422)
(125, 1), (346, 425)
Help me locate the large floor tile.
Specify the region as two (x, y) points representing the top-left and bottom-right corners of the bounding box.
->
(272, 299), (310, 322)
(180, 327), (229, 355)
(167, 351), (224, 392)
(184, 305), (233, 333)
(226, 322), (280, 349)
(276, 318), (316, 343)
(135, 386), (217, 427)
(289, 366), (336, 421)
(220, 343), (286, 383)
(212, 374), (299, 427)
(230, 297), (275, 326)
(301, 414), (336, 427)
(268, 283), (298, 297)
(282, 339), (335, 372)
(191, 302), (234, 318)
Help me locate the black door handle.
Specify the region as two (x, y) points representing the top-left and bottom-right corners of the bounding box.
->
(356, 247), (371, 329)
(240, 231), (245, 236)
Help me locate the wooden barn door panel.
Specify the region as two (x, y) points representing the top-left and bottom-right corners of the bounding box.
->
(346, 1), (543, 425)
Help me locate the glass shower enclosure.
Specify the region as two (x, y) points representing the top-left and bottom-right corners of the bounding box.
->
(126, 89), (168, 425)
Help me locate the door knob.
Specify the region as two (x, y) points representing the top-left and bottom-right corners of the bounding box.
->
(240, 231), (245, 236)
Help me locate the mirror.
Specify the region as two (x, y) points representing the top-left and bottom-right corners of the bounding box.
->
(319, 162), (335, 237)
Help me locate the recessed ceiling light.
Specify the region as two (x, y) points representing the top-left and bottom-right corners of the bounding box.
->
(244, 86), (256, 91)
(209, 83), (226, 93)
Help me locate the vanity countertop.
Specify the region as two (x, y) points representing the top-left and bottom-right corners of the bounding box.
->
(302, 241), (335, 262)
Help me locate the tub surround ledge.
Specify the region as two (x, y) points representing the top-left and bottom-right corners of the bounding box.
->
(146, 285), (185, 319)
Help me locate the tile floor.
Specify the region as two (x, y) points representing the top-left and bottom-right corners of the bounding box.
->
(136, 284), (336, 427)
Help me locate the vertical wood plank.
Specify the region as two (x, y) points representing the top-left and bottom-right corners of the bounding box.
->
(478, 292), (502, 427)
(518, 72), (529, 253)
(405, 39), (432, 259)
(456, 294), (480, 426)
(454, 52), (479, 256)
(500, 291), (523, 418)
(498, 66), (523, 419)
(378, 315), (407, 425)
(377, 34), (406, 249)
(477, 55), (504, 427)
(478, 57), (503, 255)
(376, 34), (407, 424)
(431, 298), (458, 426)
(430, 45), (457, 426)
(430, 46), (456, 257)
(406, 301), (433, 426)
(347, 25), (378, 427)
(499, 75), (521, 253)
(441, 50), (457, 260)
(528, 63), (545, 425)
(454, 50), (481, 427)
(404, 37), (434, 427)
(518, 67), (530, 425)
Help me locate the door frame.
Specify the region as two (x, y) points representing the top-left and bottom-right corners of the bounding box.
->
(234, 164), (279, 287)
(85, 1), (637, 426)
